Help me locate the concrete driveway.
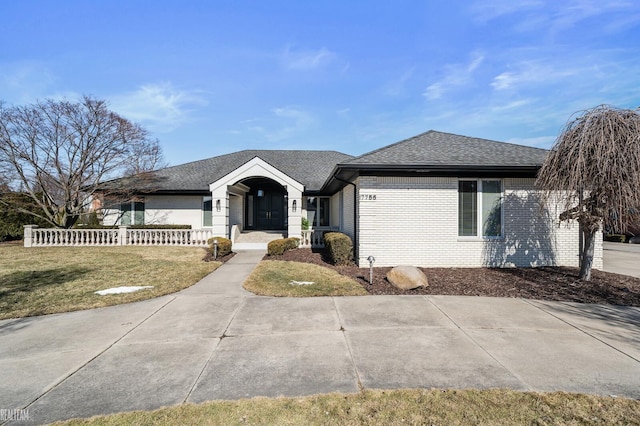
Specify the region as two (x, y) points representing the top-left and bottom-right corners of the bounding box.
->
(603, 241), (640, 278)
(1, 250), (639, 425)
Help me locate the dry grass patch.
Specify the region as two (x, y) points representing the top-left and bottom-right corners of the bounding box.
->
(55, 389), (640, 425)
(243, 260), (367, 297)
(0, 245), (220, 319)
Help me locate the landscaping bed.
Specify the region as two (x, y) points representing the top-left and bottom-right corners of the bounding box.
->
(268, 248), (640, 307)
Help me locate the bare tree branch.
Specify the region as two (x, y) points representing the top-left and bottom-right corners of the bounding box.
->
(536, 105), (640, 280)
(0, 96), (164, 228)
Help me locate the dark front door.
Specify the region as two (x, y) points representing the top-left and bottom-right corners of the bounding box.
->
(256, 192), (285, 230)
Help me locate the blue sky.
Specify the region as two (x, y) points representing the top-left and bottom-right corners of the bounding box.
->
(2, 1), (639, 166)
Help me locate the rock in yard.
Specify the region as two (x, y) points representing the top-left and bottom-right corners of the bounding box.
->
(630, 236), (640, 244)
(386, 265), (429, 290)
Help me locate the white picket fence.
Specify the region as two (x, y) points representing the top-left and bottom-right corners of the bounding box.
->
(23, 225), (215, 247)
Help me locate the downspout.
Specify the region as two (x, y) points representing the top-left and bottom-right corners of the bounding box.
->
(332, 172), (358, 261)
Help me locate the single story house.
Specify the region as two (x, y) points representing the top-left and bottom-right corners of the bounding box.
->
(100, 130), (603, 269)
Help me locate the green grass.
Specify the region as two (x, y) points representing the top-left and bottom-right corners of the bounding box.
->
(243, 260), (367, 297)
(0, 245), (220, 319)
(54, 389), (640, 425)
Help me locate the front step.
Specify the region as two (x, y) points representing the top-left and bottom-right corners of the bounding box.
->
(233, 230), (286, 250)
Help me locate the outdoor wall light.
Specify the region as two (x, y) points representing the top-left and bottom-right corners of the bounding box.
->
(367, 255), (375, 285)
(257, 189), (264, 197)
(215, 199), (221, 212)
(292, 200), (297, 212)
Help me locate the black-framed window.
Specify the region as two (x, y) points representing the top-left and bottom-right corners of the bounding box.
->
(121, 201), (145, 225)
(458, 180), (502, 237)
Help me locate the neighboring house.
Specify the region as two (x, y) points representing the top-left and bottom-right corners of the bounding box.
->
(100, 130), (603, 269)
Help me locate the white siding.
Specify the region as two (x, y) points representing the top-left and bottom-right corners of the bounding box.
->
(102, 195), (206, 228)
(330, 192), (341, 228)
(356, 176), (603, 269)
(145, 195), (205, 227)
(341, 183), (356, 241)
(229, 194), (243, 229)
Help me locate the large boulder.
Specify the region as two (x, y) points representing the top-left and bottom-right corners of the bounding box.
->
(386, 265), (429, 290)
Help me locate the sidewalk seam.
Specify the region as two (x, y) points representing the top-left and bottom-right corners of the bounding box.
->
(19, 296), (178, 412)
(522, 299), (640, 363)
(332, 297), (365, 393)
(423, 295), (533, 391)
(184, 297), (248, 403)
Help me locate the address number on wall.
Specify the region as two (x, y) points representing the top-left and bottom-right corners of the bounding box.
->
(360, 194), (377, 201)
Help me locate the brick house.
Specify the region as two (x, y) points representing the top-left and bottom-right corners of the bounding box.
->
(101, 130), (603, 269)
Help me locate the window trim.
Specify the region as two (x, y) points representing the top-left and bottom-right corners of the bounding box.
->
(306, 196), (331, 228)
(120, 200), (145, 226)
(457, 178), (504, 240)
(203, 196), (213, 227)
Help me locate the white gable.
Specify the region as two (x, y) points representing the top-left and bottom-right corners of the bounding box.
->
(209, 156), (305, 193)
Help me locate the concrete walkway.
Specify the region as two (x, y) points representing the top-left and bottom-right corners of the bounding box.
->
(1, 250), (639, 425)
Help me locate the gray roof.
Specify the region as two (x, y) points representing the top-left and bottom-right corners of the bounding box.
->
(343, 130), (548, 167)
(111, 150), (354, 193)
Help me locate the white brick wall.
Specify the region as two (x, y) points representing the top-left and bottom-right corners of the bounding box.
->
(354, 176), (603, 269)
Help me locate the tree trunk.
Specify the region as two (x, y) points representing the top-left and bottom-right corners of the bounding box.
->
(579, 228), (596, 281)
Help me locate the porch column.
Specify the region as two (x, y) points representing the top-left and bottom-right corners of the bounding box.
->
(287, 187), (303, 240)
(211, 188), (229, 237)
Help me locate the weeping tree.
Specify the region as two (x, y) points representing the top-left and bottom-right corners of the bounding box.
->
(0, 96), (164, 228)
(536, 105), (640, 280)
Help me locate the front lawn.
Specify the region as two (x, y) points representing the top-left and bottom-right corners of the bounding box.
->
(243, 260), (367, 297)
(0, 245), (220, 319)
(54, 389), (640, 425)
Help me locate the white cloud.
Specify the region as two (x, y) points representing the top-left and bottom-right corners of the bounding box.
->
(110, 83), (208, 132)
(247, 106), (316, 142)
(470, 0), (544, 23)
(0, 62), (56, 104)
(491, 61), (580, 91)
(471, 0), (640, 35)
(423, 52), (485, 100)
(282, 46), (336, 70)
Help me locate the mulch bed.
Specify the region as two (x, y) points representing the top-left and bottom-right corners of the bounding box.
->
(266, 248), (640, 307)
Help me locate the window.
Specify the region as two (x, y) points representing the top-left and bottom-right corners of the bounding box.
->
(306, 197), (330, 227)
(458, 180), (502, 237)
(121, 201), (145, 225)
(203, 197), (212, 227)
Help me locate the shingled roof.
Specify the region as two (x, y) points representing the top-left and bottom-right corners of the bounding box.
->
(343, 130), (548, 167)
(107, 150), (354, 193)
(102, 131), (549, 195)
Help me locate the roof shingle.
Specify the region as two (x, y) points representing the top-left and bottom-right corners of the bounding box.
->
(343, 130), (548, 167)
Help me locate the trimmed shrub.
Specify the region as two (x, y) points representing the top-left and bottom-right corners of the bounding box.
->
(324, 232), (353, 265)
(604, 234), (626, 243)
(0, 192), (50, 241)
(74, 224), (192, 229)
(267, 237), (300, 256)
(207, 236), (232, 257)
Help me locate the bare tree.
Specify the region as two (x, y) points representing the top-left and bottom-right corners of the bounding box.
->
(123, 137), (167, 176)
(536, 105), (640, 280)
(0, 96), (163, 228)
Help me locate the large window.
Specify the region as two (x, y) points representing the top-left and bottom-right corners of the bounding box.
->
(458, 180), (502, 237)
(306, 197), (330, 227)
(121, 201), (145, 225)
(203, 197), (212, 227)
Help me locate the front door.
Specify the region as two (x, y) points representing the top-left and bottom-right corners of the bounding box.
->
(256, 192), (285, 230)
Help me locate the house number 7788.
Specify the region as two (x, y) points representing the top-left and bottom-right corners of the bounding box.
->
(360, 194), (377, 201)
